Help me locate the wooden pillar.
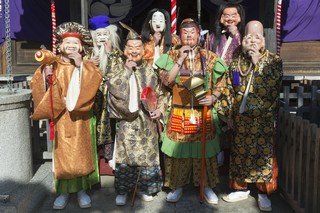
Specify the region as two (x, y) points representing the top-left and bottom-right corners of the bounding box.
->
(259, 0), (277, 53)
(69, 0), (82, 24)
(0, 45), (6, 75)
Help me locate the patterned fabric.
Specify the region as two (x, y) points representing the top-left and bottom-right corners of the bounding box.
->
(115, 164), (162, 195)
(223, 49), (283, 184)
(164, 156), (219, 189)
(160, 48), (224, 159)
(209, 31), (241, 66)
(156, 47), (226, 190)
(143, 34), (180, 65)
(107, 51), (167, 167)
(93, 83), (114, 146)
(106, 51), (167, 195)
(229, 143), (279, 195)
(104, 143), (114, 161)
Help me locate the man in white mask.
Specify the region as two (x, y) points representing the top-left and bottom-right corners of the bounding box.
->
(89, 15), (121, 75)
(89, 15), (121, 168)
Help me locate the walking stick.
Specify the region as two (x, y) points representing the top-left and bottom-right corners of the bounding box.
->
(200, 33), (210, 203)
(131, 167), (142, 207)
(200, 105), (207, 203)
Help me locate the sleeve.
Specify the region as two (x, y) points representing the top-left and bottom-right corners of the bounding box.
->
(213, 62), (234, 119)
(73, 60), (103, 112)
(151, 68), (168, 117)
(212, 57), (228, 85)
(260, 56), (283, 117)
(31, 66), (66, 120)
(155, 52), (181, 84)
(154, 53), (175, 71)
(106, 54), (139, 120)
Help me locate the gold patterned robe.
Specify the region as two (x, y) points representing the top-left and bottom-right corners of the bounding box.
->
(31, 58), (102, 180)
(106, 52), (167, 167)
(223, 50), (282, 183)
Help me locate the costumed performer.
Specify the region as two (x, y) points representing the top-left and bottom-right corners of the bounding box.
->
(31, 22), (102, 210)
(106, 22), (168, 206)
(141, 8), (180, 69)
(208, 0), (245, 170)
(155, 18), (227, 204)
(221, 20), (282, 212)
(89, 15), (121, 164)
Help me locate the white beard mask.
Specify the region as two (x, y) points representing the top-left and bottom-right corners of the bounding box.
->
(151, 11), (165, 33)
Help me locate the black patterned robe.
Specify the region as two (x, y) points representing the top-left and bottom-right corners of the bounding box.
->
(223, 49), (282, 183)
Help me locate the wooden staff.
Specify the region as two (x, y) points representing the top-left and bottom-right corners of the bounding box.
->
(200, 105), (207, 203)
(200, 33), (210, 203)
(130, 167), (142, 207)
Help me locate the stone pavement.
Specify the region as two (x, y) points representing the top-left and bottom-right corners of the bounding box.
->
(0, 161), (295, 213)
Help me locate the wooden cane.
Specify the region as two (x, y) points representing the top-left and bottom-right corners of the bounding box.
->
(200, 105), (207, 203)
(130, 167), (142, 207)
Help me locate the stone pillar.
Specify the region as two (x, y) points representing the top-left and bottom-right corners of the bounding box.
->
(0, 89), (33, 187)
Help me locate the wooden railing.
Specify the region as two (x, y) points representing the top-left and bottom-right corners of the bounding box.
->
(280, 85), (319, 125)
(277, 85), (320, 213)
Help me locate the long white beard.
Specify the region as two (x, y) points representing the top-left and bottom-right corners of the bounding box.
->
(93, 44), (108, 75)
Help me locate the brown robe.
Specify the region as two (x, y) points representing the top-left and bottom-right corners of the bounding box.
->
(31, 58), (102, 179)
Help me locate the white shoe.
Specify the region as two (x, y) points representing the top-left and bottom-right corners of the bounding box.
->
(258, 194), (272, 211)
(166, 187), (183, 203)
(204, 187), (218, 204)
(222, 190), (250, 203)
(53, 193), (69, 210)
(115, 193), (128, 206)
(138, 192), (154, 202)
(77, 190), (91, 209)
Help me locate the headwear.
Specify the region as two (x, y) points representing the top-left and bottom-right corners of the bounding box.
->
(89, 15), (110, 30)
(210, 0), (242, 5)
(54, 22), (93, 55)
(119, 22), (141, 40)
(179, 18), (200, 32)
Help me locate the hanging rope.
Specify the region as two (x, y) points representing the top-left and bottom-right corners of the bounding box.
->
(276, 0), (282, 56)
(49, 0), (56, 139)
(51, 0), (57, 54)
(4, 0), (13, 93)
(171, 0), (177, 34)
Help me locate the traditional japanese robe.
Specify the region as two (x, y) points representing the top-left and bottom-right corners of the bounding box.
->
(107, 52), (167, 168)
(93, 72), (115, 161)
(209, 30), (241, 66)
(157, 48), (226, 158)
(31, 58), (102, 182)
(223, 50), (282, 189)
(156, 48), (227, 189)
(143, 34), (180, 66)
